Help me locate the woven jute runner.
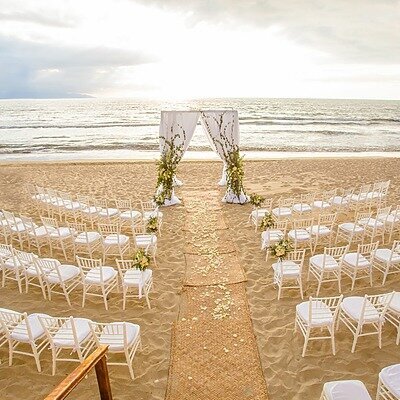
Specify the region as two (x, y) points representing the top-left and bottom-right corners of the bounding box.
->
(165, 190), (269, 400)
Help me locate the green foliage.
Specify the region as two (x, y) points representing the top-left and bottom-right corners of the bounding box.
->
(260, 213), (275, 230)
(268, 239), (293, 259)
(146, 216), (158, 234)
(133, 249), (151, 271)
(249, 193), (265, 207)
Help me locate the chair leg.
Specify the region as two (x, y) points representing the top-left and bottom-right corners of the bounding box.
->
(302, 330), (310, 357)
(31, 343), (42, 372)
(351, 325), (361, 353)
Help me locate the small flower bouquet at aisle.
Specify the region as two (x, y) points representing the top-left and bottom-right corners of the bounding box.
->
(133, 249), (151, 271)
(153, 194), (165, 208)
(268, 239), (293, 260)
(146, 216), (158, 234)
(260, 213), (275, 230)
(249, 193), (265, 208)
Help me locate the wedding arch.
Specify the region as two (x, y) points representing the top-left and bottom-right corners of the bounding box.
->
(154, 110), (248, 206)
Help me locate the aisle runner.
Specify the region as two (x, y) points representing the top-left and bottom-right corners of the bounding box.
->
(166, 190), (268, 400)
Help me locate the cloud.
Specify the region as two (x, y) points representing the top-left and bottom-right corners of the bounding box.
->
(133, 0), (400, 64)
(0, 35), (156, 98)
(0, 10), (77, 28)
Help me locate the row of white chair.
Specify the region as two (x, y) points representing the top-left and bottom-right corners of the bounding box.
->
(1, 211), (158, 263)
(0, 308), (141, 379)
(295, 291), (399, 357)
(0, 244), (153, 310)
(320, 364), (400, 400)
(271, 241), (400, 299)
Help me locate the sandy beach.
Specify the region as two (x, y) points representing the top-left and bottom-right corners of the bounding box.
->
(0, 158), (399, 400)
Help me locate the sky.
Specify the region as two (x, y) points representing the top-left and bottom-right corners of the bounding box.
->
(0, 0), (399, 100)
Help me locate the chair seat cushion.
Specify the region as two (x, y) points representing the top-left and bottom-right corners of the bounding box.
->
(119, 210), (142, 220)
(309, 254), (339, 271)
(84, 266), (117, 284)
(75, 232), (101, 244)
(143, 211), (163, 220)
(323, 380), (372, 400)
(272, 207), (292, 217)
(29, 226), (48, 237)
(3, 257), (24, 270)
(357, 218), (384, 228)
(65, 201), (81, 210)
(53, 318), (92, 347)
(329, 196), (349, 205)
(338, 223), (364, 233)
(288, 229), (311, 241)
(374, 248), (400, 263)
(312, 200), (331, 209)
(10, 223), (28, 233)
(349, 193), (368, 202)
(292, 203), (312, 213)
(341, 297), (381, 323)
(135, 235), (157, 247)
(342, 253), (370, 268)
(261, 230), (284, 248)
(296, 300), (334, 327)
(11, 313), (51, 342)
(98, 208), (119, 217)
(104, 234), (129, 246)
(49, 227), (74, 238)
(123, 269), (152, 287)
(379, 364), (400, 397)
(99, 322), (140, 351)
(387, 292), (400, 313)
(81, 206), (101, 215)
(250, 209), (270, 219)
(272, 260), (300, 277)
(47, 265), (80, 284)
(306, 225), (331, 236)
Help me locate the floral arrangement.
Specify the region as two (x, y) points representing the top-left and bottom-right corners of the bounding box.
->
(260, 212), (275, 230)
(156, 124), (186, 203)
(201, 112), (247, 204)
(249, 193), (265, 208)
(146, 216), (158, 234)
(133, 249), (151, 271)
(268, 239), (293, 259)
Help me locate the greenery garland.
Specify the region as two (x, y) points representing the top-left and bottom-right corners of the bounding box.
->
(201, 112), (247, 203)
(155, 124), (186, 203)
(249, 193), (265, 208)
(260, 212), (275, 230)
(146, 216), (159, 234)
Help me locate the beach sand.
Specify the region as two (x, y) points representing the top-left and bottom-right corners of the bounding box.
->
(0, 158), (399, 399)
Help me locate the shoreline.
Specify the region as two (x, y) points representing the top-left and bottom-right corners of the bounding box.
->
(1, 150), (400, 165)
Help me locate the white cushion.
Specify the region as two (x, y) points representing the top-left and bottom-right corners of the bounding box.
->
(288, 229), (311, 241)
(272, 207), (292, 217)
(380, 364), (400, 397)
(49, 227), (74, 238)
(143, 210), (163, 220)
(29, 226), (48, 237)
(306, 225), (331, 236)
(341, 297), (381, 323)
(323, 380), (371, 400)
(261, 230), (284, 248)
(387, 292), (400, 313)
(272, 260), (300, 277)
(84, 266), (117, 284)
(329, 196), (349, 205)
(104, 234), (129, 246)
(342, 253), (370, 268)
(135, 235), (157, 247)
(3, 257), (24, 270)
(357, 218), (384, 228)
(75, 232), (101, 244)
(374, 248), (400, 263)
(11, 313), (51, 342)
(349, 193), (368, 202)
(81, 206), (101, 215)
(338, 223), (364, 233)
(292, 203), (312, 213)
(46, 264), (80, 284)
(53, 318), (92, 347)
(296, 300), (334, 327)
(119, 210), (142, 220)
(65, 201), (81, 210)
(250, 209), (269, 219)
(0, 308), (21, 315)
(123, 268), (152, 287)
(99, 322), (140, 351)
(98, 208), (119, 217)
(312, 200), (331, 209)
(309, 254), (339, 271)
(11, 223), (28, 233)
(384, 214), (400, 224)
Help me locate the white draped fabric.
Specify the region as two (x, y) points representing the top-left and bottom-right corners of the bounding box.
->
(159, 111), (200, 193)
(200, 110), (239, 186)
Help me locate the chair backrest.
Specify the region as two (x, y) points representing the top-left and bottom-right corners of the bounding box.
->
(93, 198), (108, 209)
(325, 245), (349, 260)
(357, 241), (379, 258)
(0, 243), (13, 258)
(321, 189), (337, 200)
(98, 223), (120, 236)
(286, 249), (306, 265)
(358, 183), (371, 195)
(39, 315), (81, 348)
(300, 192), (315, 203)
(0, 311), (35, 342)
(356, 211), (373, 222)
(360, 292), (394, 323)
(116, 259), (144, 283)
(389, 240), (400, 259)
(140, 200), (156, 213)
(35, 257), (61, 276)
(20, 215), (37, 231)
(376, 206), (391, 220)
(14, 249), (36, 266)
(76, 195), (91, 207)
(318, 213), (337, 227)
(275, 220), (288, 233)
(307, 295), (343, 323)
(293, 218), (314, 230)
(67, 222), (87, 233)
(2, 210), (16, 225)
(115, 199), (133, 210)
(278, 197), (296, 208)
(41, 216), (58, 228)
(76, 256), (109, 283)
(131, 221), (146, 235)
(90, 322), (129, 350)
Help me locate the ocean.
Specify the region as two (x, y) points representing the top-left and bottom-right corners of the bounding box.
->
(0, 98), (399, 161)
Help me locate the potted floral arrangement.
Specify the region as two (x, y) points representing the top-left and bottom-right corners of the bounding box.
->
(249, 193), (265, 208)
(268, 239), (293, 260)
(146, 216), (159, 234)
(133, 249), (150, 271)
(260, 213), (275, 231)
(153, 193), (165, 208)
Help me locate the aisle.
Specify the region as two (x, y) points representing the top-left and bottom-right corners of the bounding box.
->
(165, 189), (269, 400)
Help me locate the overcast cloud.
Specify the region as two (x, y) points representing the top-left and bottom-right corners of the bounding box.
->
(0, 0), (399, 99)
